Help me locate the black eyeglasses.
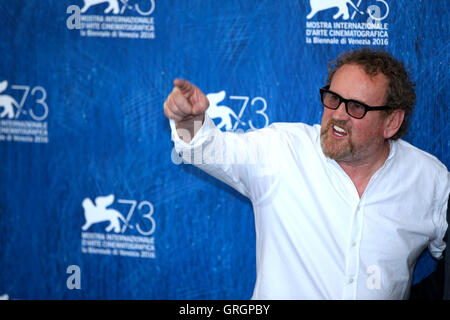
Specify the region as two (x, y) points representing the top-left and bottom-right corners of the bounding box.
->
(319, 86), (392, 119)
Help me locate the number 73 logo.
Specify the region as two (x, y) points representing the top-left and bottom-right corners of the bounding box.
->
(0, 80), (49, 121)
(206, 90), (269, 132)
(82, 195), (155, 236)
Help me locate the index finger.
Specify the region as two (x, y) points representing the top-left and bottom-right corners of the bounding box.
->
(173, 78), (194, 96)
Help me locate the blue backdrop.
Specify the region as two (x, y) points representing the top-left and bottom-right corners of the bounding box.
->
(0, 0), (448, 299)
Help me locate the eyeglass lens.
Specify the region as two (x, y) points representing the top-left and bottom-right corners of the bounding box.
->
(322, 91), (366, 118)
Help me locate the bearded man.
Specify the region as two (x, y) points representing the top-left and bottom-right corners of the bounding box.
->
(164, 48), (449, 300)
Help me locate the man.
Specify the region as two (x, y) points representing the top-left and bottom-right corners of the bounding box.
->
(164, 48), (449, 299)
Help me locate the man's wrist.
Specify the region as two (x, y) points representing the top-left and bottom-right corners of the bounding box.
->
(175, 113), (205, 143)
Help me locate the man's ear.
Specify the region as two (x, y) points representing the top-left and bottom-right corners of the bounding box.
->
(383, 109), (405, 139)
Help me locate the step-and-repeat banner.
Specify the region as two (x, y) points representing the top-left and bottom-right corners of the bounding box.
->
(0, 1), (448, 299)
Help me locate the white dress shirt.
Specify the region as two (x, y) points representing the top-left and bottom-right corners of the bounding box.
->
(170, 114), (449, 300)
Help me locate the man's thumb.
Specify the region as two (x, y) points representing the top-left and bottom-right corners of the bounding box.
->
(192, 93), (209, 115)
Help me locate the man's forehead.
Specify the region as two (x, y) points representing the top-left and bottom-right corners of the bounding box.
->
(334, 63), (388, 79)
(330, 64), (389, 103)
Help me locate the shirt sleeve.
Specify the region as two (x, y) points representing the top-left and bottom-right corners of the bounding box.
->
(169, 114), (282, 202)
(428, 170), (449, 259)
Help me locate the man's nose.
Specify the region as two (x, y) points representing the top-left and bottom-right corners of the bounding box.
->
(332, 102), (350, 120)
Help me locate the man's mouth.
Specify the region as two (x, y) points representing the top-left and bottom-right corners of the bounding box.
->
(332, 124), (347, 137)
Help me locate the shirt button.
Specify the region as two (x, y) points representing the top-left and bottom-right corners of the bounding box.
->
(349, 278), (354, 284)
(352, 242), (356, 247)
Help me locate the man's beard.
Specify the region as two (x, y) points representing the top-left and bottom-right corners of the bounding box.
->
(320, 119), (355, 161)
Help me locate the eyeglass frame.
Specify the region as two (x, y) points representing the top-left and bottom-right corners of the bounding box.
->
(319, 85), (393, 119)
